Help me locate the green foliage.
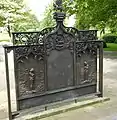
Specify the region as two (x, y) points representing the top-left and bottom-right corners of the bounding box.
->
(102, 33), (117, 43)
(39, 3), (56, 30)
(114, 38), (117, 44)
(13, 13), (40, 32)
(0, 0), (24, 26)
(63, 0), (117, 31)
(103, 40), (107, 48)
(104, 43), (117, 51)
(39, 2), (72, 30)
(0, 0), (40, 33)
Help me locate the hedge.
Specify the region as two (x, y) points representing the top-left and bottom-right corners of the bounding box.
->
(102, 33), (117, 43)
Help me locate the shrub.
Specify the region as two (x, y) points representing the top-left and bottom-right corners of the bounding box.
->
(103, 40), (107, 48)
(102, 33), (117, 43)
(114, 38), (117, 44)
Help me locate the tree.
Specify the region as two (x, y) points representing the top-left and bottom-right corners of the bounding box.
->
(63, 0), (117, 33)
(13, 12), (40, 32)
(0, 0), (40, 36)
(39, 3), (56, 30)
(39, 2), (71, 30)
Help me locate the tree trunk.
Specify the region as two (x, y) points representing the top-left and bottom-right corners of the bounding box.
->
(7, 24), (11, 38)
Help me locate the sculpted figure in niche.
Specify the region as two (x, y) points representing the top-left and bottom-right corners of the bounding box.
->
(29, 68), (36, 93)
(84, 61), (89, 82)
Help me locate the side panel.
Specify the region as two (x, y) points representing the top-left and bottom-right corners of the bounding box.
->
(14, 45), (45, 110)
(76, 42), (97, 93)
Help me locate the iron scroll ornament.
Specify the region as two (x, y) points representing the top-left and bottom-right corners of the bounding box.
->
(75, 42), (98, 57)
(44, 0), (78, 55)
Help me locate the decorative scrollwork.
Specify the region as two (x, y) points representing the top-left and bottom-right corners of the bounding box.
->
(12, 29), (98, 45)
(65, 27), (79, 39)
(75, 41), (98, 57)
(14, 45), (44, 63)
(45, 31), (74, 55)
(13, 32), (40, 45)
(12, 0), (98, 46)
(79, 30), (97, 41)
(13, 27), (55, 45)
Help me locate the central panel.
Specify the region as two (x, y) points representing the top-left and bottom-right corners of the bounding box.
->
(47, 49), (73, 90)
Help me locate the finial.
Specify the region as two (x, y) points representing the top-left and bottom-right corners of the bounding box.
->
(53, 0), (66, 23)
(53, 0), (63, 12)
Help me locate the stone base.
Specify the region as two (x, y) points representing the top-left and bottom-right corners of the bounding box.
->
(14, 95), (110, 120)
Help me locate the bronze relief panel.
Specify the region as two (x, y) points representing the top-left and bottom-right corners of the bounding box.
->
(76, 42), (97, 85)
(14, 45), (45, 98)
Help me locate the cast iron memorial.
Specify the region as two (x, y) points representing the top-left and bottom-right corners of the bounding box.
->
(4, 0), (103, 119)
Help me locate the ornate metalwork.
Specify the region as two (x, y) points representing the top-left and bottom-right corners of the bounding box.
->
(75, 41), (98, 57)
(45, 32), (74, 55)
(4, 0), (103, 116)
(79, 30), (97, 41)
(13, 29), (98, 45)
(12, 27), (55, 45)
(14, 45), (44, 62)
(75, 41), (98, 85)
(14, 45), (45, 97)
(53, 0), (63, 11)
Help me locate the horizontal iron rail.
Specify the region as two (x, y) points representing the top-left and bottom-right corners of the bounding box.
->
(12, 30), (98, 34)
(3, 44), (43, 48)
(3, 40), (103, 48)
(12, 27), (55, 34)
(18, 82), (97, 101)
(12, 31), (40, 34)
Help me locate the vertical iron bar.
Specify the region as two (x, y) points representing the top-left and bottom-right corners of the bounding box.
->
(44, 39), (48, 91)
(12, 33), (15, 45)
(13, 48), (20, 111)
(12, 32), (19, 110)
(73, 40), (76, 86)
(45, 56), (48, 91)
(98, 42), (103, 97)
(95, 43), (98, 91)
(4, 48), (12, 120)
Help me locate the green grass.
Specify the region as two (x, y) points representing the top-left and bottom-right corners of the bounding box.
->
(104, 43), (117, 51)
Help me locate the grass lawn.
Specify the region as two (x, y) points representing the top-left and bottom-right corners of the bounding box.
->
(104, 43), (117, 51)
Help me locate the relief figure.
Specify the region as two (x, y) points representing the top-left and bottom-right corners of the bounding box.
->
(29, 68), (36, 93)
